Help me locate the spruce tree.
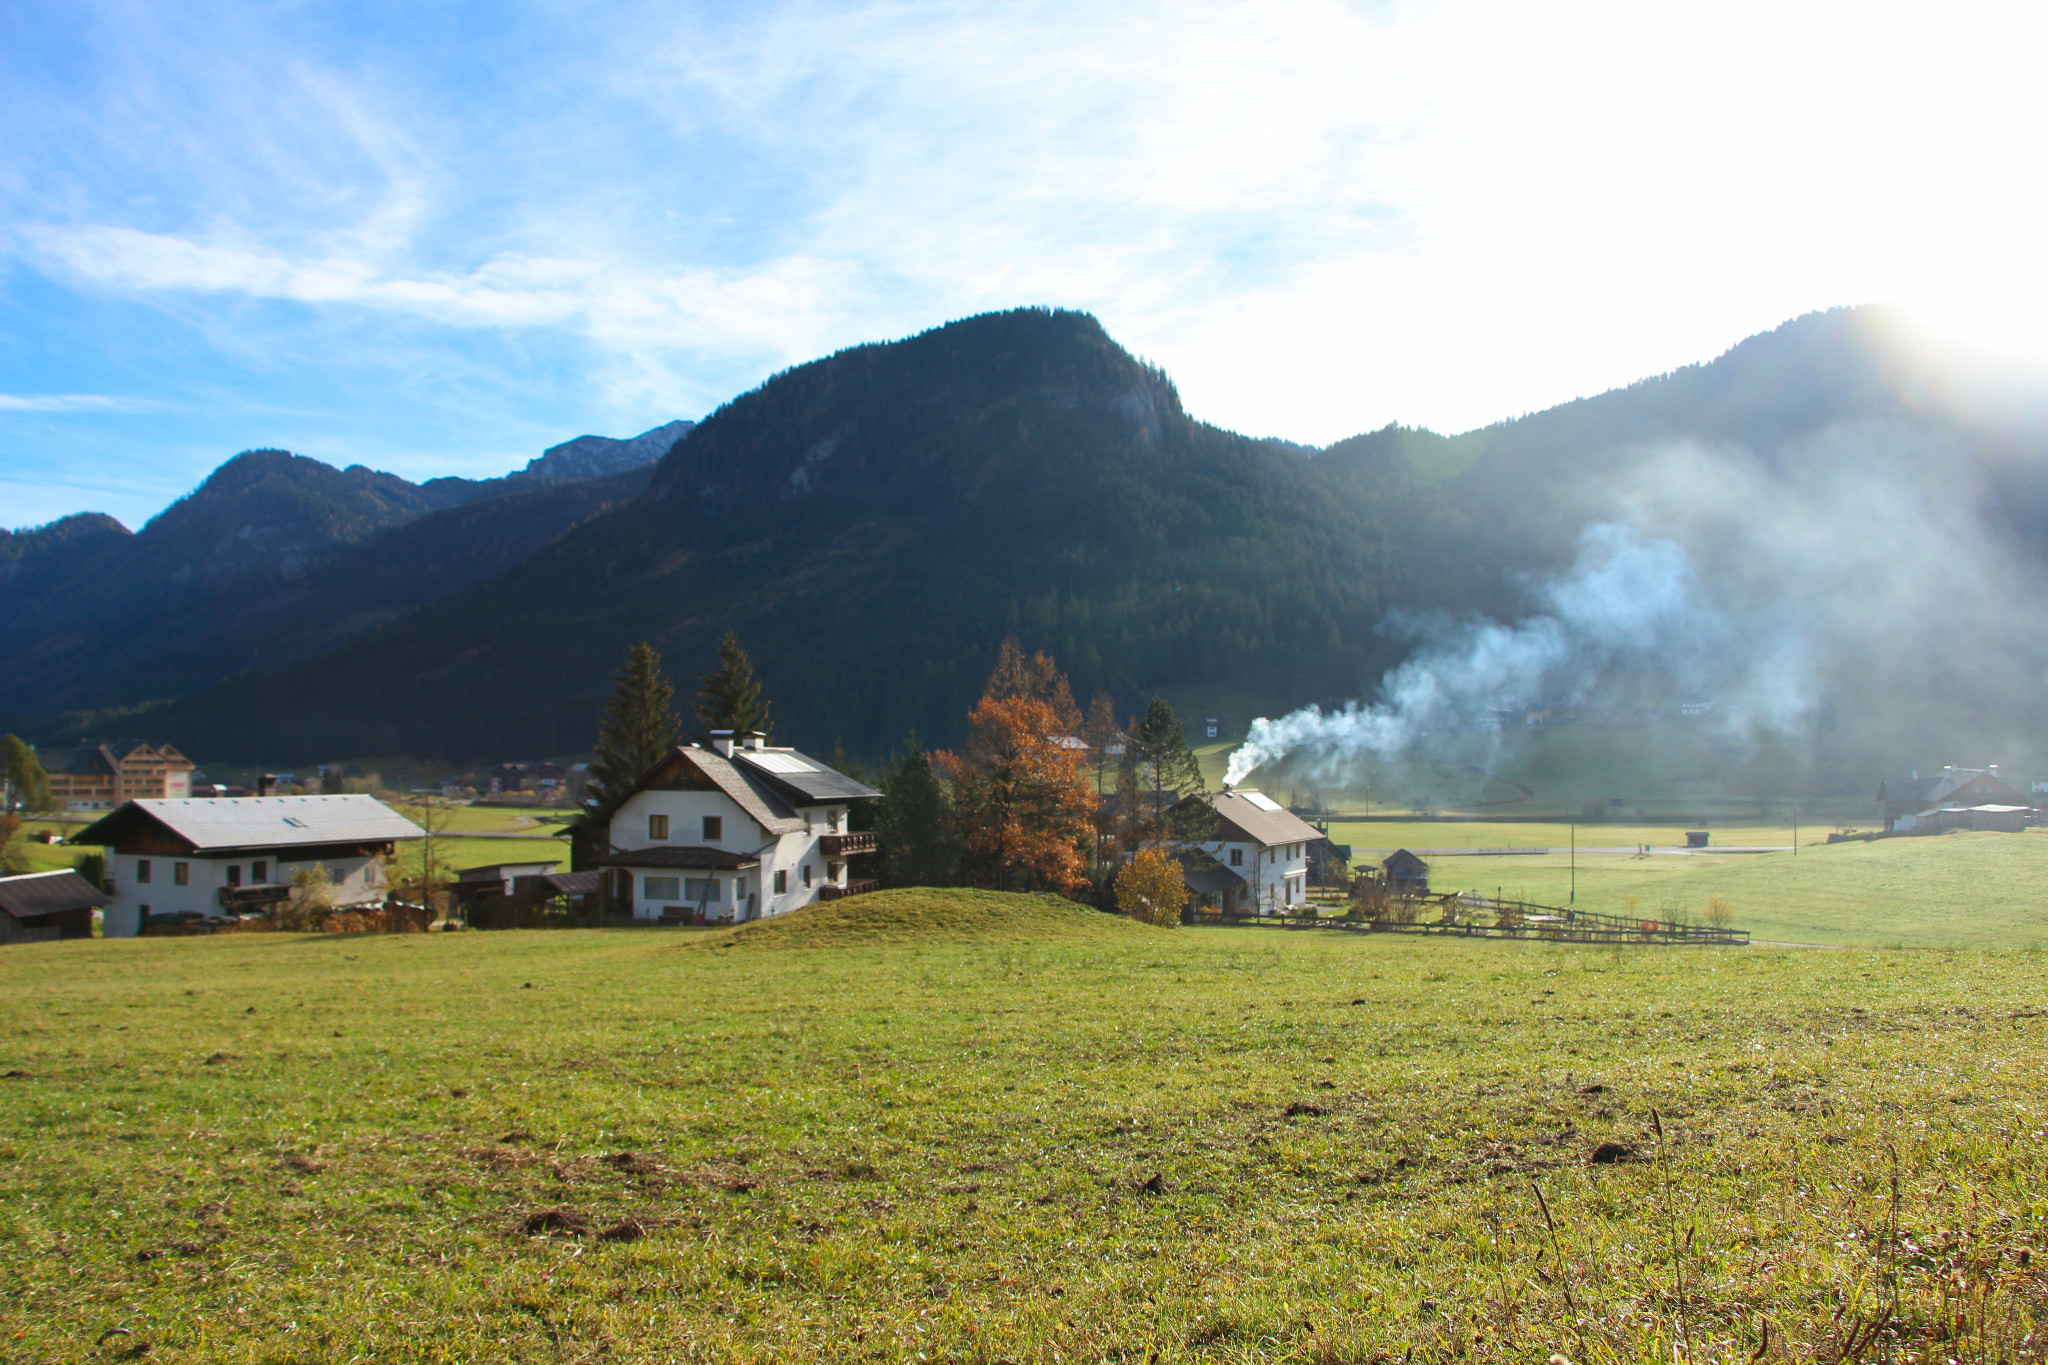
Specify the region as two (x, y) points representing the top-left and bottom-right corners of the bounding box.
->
(875, 740), (960, 888)
(585, 642), (681, 816)
(695, 630), (772, 737)
(1132, 696), (1217, 846)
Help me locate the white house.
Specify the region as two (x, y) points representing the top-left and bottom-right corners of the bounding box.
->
(600, 732), (879, 925)
(1176, 788), (1320, 915)
(72, 795), (424, 937)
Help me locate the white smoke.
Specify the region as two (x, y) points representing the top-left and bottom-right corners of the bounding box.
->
(1224, 523), (1737, 785)
(1225, 421), (2048, 791)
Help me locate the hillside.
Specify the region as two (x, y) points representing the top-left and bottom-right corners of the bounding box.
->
(17, 304), (2048, 773)
(0, 425), (685, 724)
(127, 308), (1421, 760)
(715, 887), (1152, 948)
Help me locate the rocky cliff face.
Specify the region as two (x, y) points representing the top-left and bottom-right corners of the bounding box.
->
(519, 420), (694, 482)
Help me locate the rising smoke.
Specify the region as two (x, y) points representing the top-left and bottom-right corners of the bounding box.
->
(1225, 419), (2048, 793)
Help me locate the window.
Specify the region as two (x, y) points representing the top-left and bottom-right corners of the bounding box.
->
(644, 876), (680, 901)
(802, 864), (813, 888)
(828, 809), (842, 833)
(1229, 848), (1242, 867)
(684, 877), (723, 902)
(648, 813), (669, 841)
(136, 859), (152, 884)
(174, 862), (189, 886)
(253, 860), (268, 883)
(227, 865), (242, 887)
(702, 816), (722, 842)
(774, 869), (788, 894)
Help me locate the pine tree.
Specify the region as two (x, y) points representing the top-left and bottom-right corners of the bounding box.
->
(695, 631), (772, 736)
(1132, 696), (1217, 847)
(875, 740), (960, 888)
(585, 642), (681, 816)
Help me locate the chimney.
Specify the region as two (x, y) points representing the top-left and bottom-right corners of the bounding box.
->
(710, 730), (736, 758)
(745, 731), (766, 751)
(258, 774), (277, 796)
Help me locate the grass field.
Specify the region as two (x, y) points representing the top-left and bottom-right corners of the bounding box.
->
(4, 890), (2045, 1362)
(1327, 828), (2048, 950)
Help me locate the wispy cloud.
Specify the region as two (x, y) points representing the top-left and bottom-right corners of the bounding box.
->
(0, 392), (155, 413)
(4, 0), (2047, 524)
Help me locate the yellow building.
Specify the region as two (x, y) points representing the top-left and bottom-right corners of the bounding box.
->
(42, 742), (196, 810)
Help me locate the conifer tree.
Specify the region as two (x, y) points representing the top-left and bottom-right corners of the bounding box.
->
(1132, 696), (1217, 847)
(695, 630), (772, 737)
(876, 740), (960, 888)
(585, 642), (681, 816)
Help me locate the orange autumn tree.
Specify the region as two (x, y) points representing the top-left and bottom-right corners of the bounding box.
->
(936, 646), (1098, 894)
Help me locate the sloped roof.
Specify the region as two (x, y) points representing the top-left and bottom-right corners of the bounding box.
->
(1384, 849), (1430, 877)
(1175, 848), (1245, 895)
(72, 795), (423, 853)
(600, 846), (759, 870)
(1196, 790), (1322, 848)
(678, 748), (807, 835)
(729, 746), (881, 803)
(1927, 768), (2023, 804)
(0, 869), (110, 918)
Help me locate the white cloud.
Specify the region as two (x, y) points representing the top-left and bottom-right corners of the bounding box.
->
(9, 0), (2048, 459)
(0, 392), (153, 413)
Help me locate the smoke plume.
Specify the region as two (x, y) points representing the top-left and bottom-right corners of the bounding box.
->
(1226, 420), (2048, 793)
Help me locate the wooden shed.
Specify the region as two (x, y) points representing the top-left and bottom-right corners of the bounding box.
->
(0, 869), (109, 945)
(1382, 849), (1430, 894)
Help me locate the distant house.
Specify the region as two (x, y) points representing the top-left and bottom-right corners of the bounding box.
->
(490, 762), (569, 796)
(1171, 788), (1321, 915)
(1383, 849), (1430, 893)
(1894, 805), (2033, 834)
(1203, 716), (1220, 739)
(41, 742), (196, 810)
(71, 795), (423, 937)
(1306, 832), (1352, 888)
(599, 732), (880, 925)
(1877, 767), (2029, 831)
(0, 869), (108, 945)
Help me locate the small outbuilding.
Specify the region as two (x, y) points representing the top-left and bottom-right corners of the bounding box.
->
(0, 869), (109, 944)
(1382, 849), (1430, 894)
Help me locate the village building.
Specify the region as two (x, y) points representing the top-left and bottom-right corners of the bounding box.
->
(71, 795), (423, 937)
(598, 732), (879, 925)
(1383, 848), (1430, 894)
(1877, 767), (2030, 831)
(40, 742), (196, 810)
(1173, 788), (1320, 914)
(0, 869), (108, 945)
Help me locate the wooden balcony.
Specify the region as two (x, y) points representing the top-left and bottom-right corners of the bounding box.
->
(820, 831), (877, 858)
(818, 879), (881, 902)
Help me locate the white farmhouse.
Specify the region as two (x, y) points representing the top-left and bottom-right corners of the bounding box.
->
(601, 732), (879, 924)
(72, 795), (424, 937)
(1178, 788), (1320, 915)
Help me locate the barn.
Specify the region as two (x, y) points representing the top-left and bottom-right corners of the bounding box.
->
(0, 869), (109, 945)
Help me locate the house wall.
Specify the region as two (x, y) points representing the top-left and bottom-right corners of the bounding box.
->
(102, 849), (388, 937)
(609, 789), (851, 923)
(1195, 838), (1309, 912)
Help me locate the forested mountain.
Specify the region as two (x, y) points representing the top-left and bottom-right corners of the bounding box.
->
(13, 305), (2046, 770)
(0, 425), (687, 722)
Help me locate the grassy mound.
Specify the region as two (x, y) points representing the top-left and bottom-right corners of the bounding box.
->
(713, 887), (1148, 948)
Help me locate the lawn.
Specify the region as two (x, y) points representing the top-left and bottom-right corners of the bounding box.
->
(3, 890), (2045, 1362)
(1334, 828), (2048, 950)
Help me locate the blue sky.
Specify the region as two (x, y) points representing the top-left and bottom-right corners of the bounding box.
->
(5, 0), (2044, 530)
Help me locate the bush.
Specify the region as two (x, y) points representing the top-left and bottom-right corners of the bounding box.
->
(1114, 848), (1187, 927)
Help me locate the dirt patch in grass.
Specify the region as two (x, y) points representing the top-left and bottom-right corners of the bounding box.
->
(520, 1207), (590, 1237)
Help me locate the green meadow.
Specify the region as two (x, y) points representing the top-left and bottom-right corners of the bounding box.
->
(4, 891), (2045, 1362)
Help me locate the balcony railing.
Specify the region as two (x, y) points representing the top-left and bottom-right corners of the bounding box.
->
(818, 879), (881, 902)
(820, 831), (877, 858)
